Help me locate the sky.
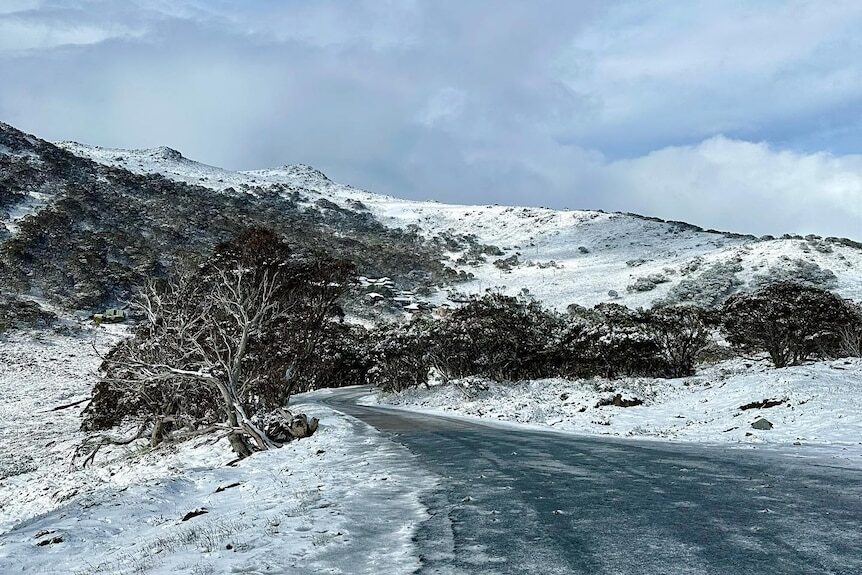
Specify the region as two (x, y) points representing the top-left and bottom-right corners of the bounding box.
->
(0, 0), (860, 238)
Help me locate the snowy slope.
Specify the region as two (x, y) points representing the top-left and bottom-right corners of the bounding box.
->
(56, 141), (862, 311)
(0, 329), (439, 574)
(364, 358), (862, 457)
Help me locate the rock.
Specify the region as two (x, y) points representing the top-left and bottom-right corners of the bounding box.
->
(739, 398), (785, 411)
(214, 482), (241, 493)
(597, 394), (643, 408)
(36, 536), (63, 546)
(181, 508), (209, 521)
(751, 418), (773, 430)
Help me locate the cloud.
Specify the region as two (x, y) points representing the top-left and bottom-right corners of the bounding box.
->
(417, 88), (467, 127)
(0, 19), (141, 52)
(0, 1), (859, 238)
(555, 0), (862, 154)
(0, 2), (148, 52)
(594, 137), (862, 238)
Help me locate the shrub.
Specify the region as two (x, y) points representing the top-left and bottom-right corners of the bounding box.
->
(555, 304), (667, 379)
(721, 282), (857, 367)
(294, 322), (371, 393)
(366, 319), (433, 392)
(427, 293), (559, 381)
(837, 302), (862, 358)
(641, 305), (714, 377)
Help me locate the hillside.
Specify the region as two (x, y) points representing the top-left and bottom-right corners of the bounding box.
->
(0, 123), (461, 319)
(3, 123), (861, 574)
(1, 120), (860, 320)
(55, 136), (862, 313)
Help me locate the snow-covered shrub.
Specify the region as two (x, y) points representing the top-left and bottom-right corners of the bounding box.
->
(294, 322), (371, 393)
(626, 273), (669, 293)
(366, 319), (433, 392)
(721, 282), (858, 367)
(679, 256), (704, 276)
(427, 293), (559, 381)
(641, 305), (714, 377)
(660, 260), (744, 308)
(837, 302), (862, 358)
(554, 304), (667, 379)
(0, 295), (56, 331)
(750, 257), (837, 289)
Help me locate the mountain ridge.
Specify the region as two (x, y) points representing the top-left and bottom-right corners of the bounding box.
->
(1, 121), (860, 320)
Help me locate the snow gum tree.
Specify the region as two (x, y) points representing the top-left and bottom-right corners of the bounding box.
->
(721, 282), (857, 367)
(82, 228), (354, 458)
(641, 305), (714, 377)
(427, 293), (559, 381)
(366, 319), (434, 392)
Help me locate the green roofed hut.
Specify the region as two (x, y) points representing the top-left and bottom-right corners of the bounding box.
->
(92, 308), (127, 324)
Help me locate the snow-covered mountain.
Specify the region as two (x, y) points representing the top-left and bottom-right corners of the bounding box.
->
(3, 125), (862, 574)
(55, 138), (862, 312)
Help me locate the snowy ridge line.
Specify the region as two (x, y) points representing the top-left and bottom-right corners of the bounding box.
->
(55, 140), (862, 311)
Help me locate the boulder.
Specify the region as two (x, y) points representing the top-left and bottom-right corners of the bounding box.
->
(751, 418), (773, 430)
(262, 409), (320, 443)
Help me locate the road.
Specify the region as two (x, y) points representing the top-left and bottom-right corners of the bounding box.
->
(318, 388), (862, 575)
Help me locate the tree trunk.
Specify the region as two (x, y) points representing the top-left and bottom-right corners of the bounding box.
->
(226, 409), (253, 458)
(150, 417), (164, 448)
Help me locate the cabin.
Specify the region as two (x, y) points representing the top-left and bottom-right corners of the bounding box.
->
(92, 308), (127, 324)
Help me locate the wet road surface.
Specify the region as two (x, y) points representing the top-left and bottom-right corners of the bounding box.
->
(319, 388), (862, 575)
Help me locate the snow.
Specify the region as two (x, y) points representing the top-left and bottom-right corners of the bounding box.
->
(57, 140), (862, 311)
(0, 330), (438, 574)
(364, 358), (862, 456)
(3, 192), (52, 235)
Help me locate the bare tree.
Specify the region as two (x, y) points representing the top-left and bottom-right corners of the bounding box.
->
(836, 302), (862, 358)
(82, 229), (354, 458)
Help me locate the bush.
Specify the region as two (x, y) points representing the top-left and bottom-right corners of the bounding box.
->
(721, 282), (857, 367)
(641, 305), (714, 377)
(837, 302), (862, 358)
(294, 322), (371, 393)
(366, 319), (433, 392)
(578, 305), (668, 378)
(427, 293), (559, 381)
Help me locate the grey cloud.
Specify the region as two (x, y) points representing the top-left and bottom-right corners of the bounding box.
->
(0, 1), (860, 237)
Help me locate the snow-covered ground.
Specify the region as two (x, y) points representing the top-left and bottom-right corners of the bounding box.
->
(2, 191), (53, 236)
(0, 330), (437, 574)
(56, 141), (862, 310)
(364, 358), (862, 455)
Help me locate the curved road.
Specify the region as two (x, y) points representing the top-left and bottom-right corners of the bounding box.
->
(318, 388), (862, 575)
